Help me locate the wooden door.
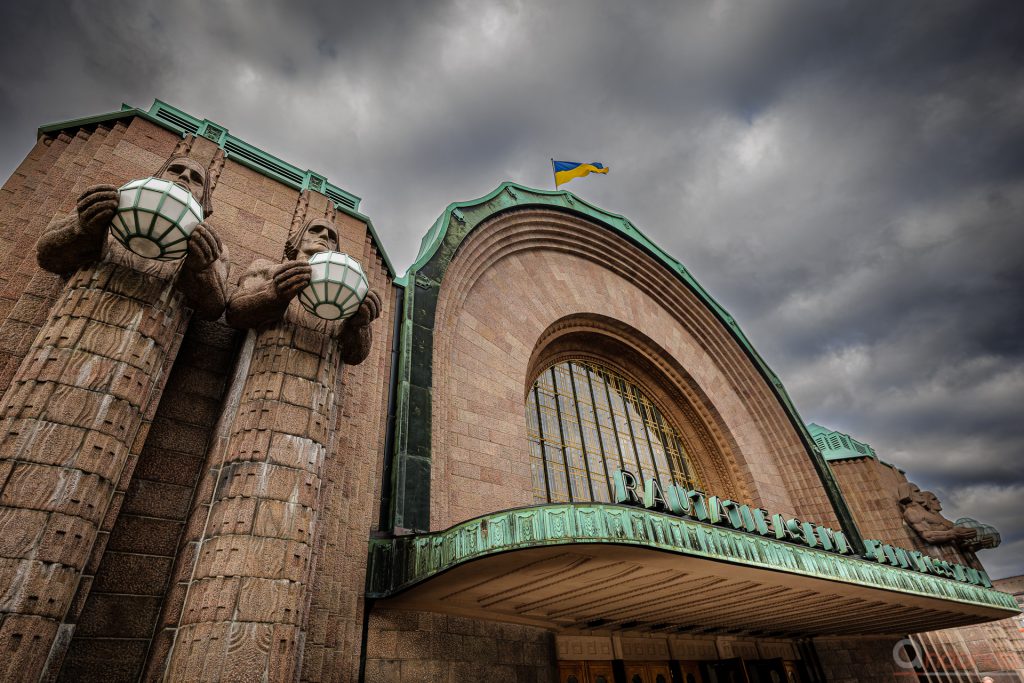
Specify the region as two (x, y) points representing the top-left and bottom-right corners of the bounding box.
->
(587, 662), (615, 683)
(647, 663), (672, 683)
(624, 662), (672, 683)
(624, 662), (649, 683)
(709, 658), (750, 683)
(559, 661), (586, 683)
(678, 660), (706, 683)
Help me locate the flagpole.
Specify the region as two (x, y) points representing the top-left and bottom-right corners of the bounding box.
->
(550, 158), (557, 190)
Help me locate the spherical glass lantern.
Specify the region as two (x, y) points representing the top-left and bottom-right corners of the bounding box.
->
(955, 517), (1001, 549)
(298, 251), (369, 321)
(109, 177), (204, 260)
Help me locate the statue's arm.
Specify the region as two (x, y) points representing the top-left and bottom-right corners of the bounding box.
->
(905, 508), (957, 544)
(226, 259), (310, 330)
(338, 290), (382, 365)
(36, 184), (119, 273)
(177, 223), (230, 320)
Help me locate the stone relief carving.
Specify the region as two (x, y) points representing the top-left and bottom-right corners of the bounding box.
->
(899, 482), (977, 547)
(35, 136), (229, 320)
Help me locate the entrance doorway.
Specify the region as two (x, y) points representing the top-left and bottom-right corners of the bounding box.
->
(624, 661), (672, 683)
(558, 661), (615, 683)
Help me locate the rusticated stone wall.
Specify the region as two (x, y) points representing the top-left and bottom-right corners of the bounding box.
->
(363, 608), (557, 683)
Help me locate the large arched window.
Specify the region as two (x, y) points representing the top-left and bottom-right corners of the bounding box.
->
(526, 359), (703, 504)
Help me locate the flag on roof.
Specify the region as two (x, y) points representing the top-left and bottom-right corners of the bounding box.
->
(552, 160), (609, 187)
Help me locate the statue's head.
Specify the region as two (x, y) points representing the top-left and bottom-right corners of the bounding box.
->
(284, 217), (339, 261)
(921, 491), (943, 513)
(156, 152), (217, 216)
(161, 157), (206, 201)
(897, 482), (925, 506)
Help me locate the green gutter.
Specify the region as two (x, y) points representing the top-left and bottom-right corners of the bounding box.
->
(38, 99), (395, 278)
(389, 182), (864, 556)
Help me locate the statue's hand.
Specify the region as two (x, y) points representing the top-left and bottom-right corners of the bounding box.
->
(272, 260), (311, 303)
(954, 526), (977, 540)
(184, 222), (223, 272)
(349, 289), (381, 327)
(76, 184), (119, 236)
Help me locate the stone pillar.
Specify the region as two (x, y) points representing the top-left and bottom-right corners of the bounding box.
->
(0, 135), (228, 681)
(0, 257), (189, 681)
(165, 313), (340, 680)
(165, 193), (378, 681)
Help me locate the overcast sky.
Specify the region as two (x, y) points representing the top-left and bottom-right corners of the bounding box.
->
(0, 1), (1021, 578)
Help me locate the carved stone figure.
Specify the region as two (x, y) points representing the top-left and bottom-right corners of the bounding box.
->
(899, 482), (977, 547)
(165, 193), (379, 681)
(225, 215), (380, 344)
(35, 149), (229, 319)
(0, 135), (229, 680)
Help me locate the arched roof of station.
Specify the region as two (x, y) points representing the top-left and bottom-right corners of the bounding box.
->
(389, 181), (860, 547)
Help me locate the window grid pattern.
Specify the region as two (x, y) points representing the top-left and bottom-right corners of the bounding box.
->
(527, 360), (703, 504)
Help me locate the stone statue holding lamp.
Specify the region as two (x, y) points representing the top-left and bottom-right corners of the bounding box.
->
(226, 210), (381, 358)
(166, 194), (381, 679)
(35, 144), (229, 319)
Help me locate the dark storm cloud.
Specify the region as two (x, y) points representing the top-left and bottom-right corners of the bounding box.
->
(0, 0), (1021, 577)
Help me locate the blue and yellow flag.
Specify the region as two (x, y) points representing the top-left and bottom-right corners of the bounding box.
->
(553, 160), (609, 187)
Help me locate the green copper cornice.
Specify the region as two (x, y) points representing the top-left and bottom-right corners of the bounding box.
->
(37, 99), (395, 278)
(390, 182), (863, 554)
(808, 422), (878, 462)
(367, 503), (1019, 618)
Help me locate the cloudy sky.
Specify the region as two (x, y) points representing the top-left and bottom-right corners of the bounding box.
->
(0, 1), (1021, 578)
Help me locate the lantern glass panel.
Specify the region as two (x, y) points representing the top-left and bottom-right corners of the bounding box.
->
(111, 177), (203, 261)
(300, 251), (369, 321)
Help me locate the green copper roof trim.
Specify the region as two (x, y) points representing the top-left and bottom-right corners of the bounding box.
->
(389, 182), (864, 556)
(807, 422), (878, 462)
(37, 99), (395, 277)
(367, 503), (1019, 620)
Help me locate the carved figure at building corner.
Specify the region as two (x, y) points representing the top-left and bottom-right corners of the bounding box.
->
(899, 482), (977, 547)
(34, 143), (229, 320)
(165, 193), (380, 680)
(226, 212), (381, 352)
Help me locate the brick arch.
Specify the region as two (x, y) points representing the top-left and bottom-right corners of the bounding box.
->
(429, 207), (837, 530)
(524, 313), (745, 501)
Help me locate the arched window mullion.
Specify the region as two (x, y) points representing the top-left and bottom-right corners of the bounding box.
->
(582, 363), (615, 501)
(532, 385), (552, 502)
(593, 365), (628, 472)
(565, 361), (601, 501)
(613, 375), (647, 478)
(549, 366), (575, 503)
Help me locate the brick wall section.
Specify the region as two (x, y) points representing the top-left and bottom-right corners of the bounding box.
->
(812, 636), (904, 682)
(364, 608), (557, 683)
(429, 209), (839, 531)
(56, 319), (239, 682)
(831, 458), (971, 566)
